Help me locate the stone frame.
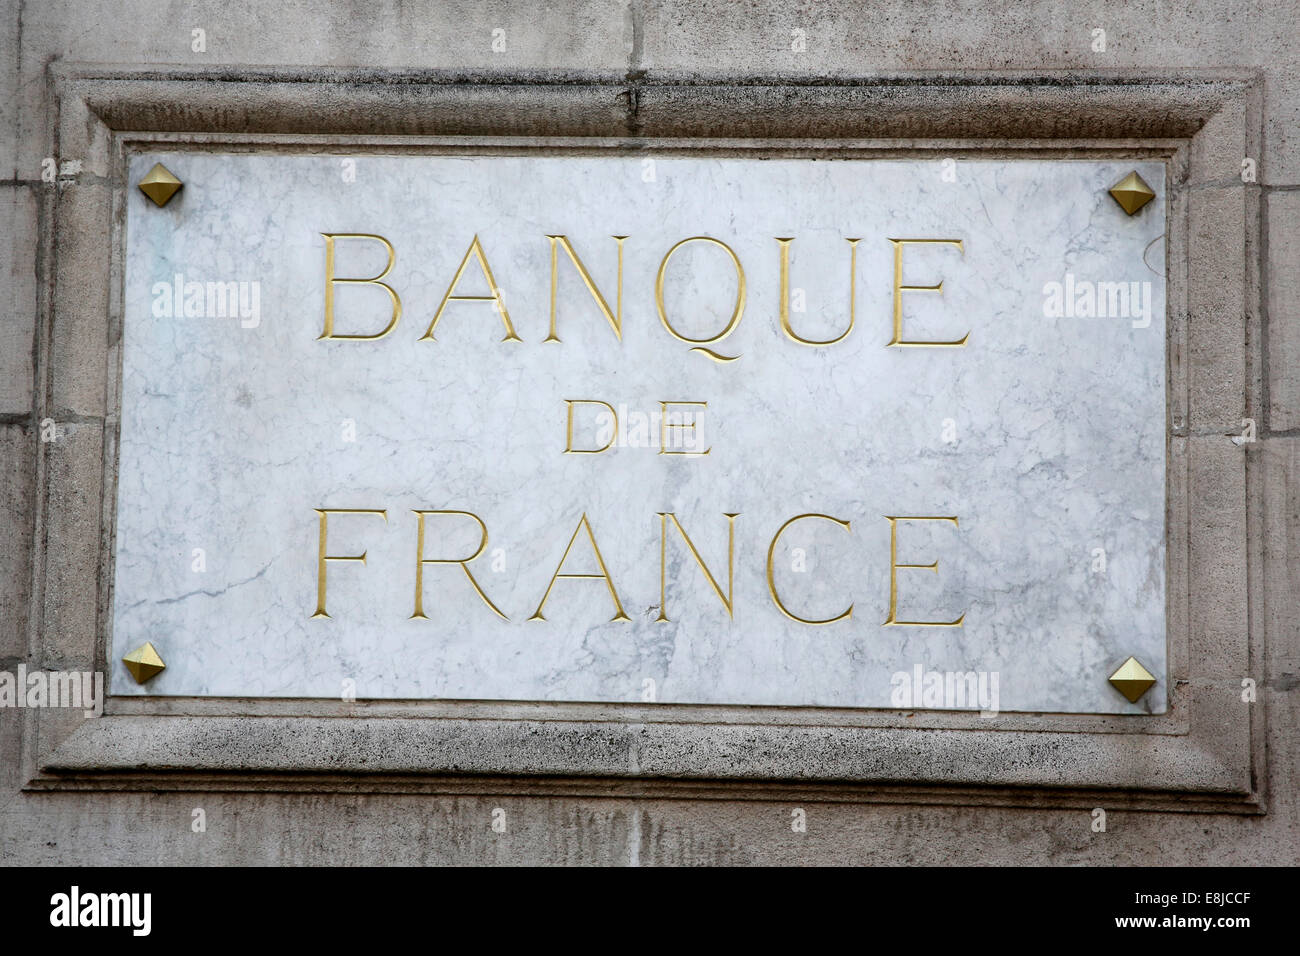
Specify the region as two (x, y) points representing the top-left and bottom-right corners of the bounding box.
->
(22, 66), (1263, 812)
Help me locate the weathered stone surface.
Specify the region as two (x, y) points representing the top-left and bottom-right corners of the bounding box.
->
(38, 420), (103, 669)
(0, 424), (33, 661)
(0, 788), (1296, 865)
(0, 4), (17, 182)
(634, 1), (1296, 183)
(1264, 74), (1300, 186)
(0, 187), (36, 414)
(1187, 186), (1249, 430)
(637, 1), (1297, 82)
(1268, 191), (1300, 430)
(0, 0), (1296, 866)
(1260, 438), (1300, 846)
(1188, 96), (1249, 186)
(48, 184), (112, 418)
(11, 0), (634, 180)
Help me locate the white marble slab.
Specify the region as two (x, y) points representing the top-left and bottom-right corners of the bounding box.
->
(113, 153), (1167, 713)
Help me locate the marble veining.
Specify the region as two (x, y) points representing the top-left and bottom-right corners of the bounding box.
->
(113, 154), (1167, 713)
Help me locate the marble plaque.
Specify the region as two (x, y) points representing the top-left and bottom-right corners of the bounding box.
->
(112, 153), (1167, 714)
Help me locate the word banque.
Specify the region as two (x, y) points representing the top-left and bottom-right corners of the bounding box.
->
(316, 233), (969, 359)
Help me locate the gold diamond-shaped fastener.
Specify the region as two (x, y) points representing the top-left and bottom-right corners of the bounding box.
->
(137, 163), (182, 207)
(1108, 171), (1156, 216)
(121, 642), (166, 684)
(1108, 655), (1156, 703)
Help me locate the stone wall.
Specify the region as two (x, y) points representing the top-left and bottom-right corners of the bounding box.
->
(1, 0), (1296, 864)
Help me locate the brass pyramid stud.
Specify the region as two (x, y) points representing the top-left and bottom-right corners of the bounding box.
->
(138, 162), (183, 207)
(1108, 171), (1156, 216)
(122, 642), (166, 684)
(1108, 655), (1156, 703)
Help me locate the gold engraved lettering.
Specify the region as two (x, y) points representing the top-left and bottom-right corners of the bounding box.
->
(887, 238), (968, 347)
(656, 512), (739, 622)
(420, 235), (522, 342)
(776, 237), (861, 346)
(655, 236), (745, 363)
(410, 510), (508, 621)
(311, 508), (388, 618)
(883, 515), (966, 626)
(658, 400), (710, 456)
(319, 234), (402, 340)
(543, 235), (627, 342)
(529, 513), (630, 623)
(765, 514), (853, 625)
(564, 399), (619, 454)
